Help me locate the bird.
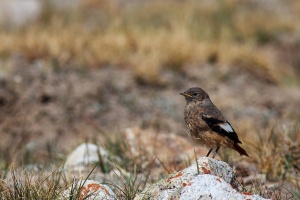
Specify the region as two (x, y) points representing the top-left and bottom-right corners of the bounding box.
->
(180, 87), (249, 158)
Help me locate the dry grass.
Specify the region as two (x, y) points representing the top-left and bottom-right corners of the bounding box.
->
(0, 165), (66, 199)
(1, 124), (299, 199)
(0, 0), (300, 199)
(0, 135), (153, 200)
(0, 0), (299, 84)
(232, 116), (300, 198)
(249, 121), (300, 184)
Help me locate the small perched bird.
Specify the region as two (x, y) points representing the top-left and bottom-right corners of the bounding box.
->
(180, 87), (249, 158)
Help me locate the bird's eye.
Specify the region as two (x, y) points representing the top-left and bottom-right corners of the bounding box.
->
(193, 93), (198, 96)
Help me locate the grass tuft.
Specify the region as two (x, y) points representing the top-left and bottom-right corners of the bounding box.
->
(0, 0), (299, 84)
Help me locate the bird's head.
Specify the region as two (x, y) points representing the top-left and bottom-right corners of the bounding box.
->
(180, 87), (209, 103)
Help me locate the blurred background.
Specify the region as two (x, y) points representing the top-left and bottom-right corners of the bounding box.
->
(0, 0), (299, 198)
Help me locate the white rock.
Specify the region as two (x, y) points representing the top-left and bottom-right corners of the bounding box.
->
(135, 157), (269, 200)
(62, 180), (115, 200)
(64, 143), (109, 171)
(0, 0), (41, 27)
(180, 174), (266, 200)
(181, 157), (235, 184)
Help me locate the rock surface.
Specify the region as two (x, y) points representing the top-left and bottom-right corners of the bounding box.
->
(0, 0), (41, 27)
(64, 143), (110, 171)
(62, 180), (115, 200)
(135, 157), (268, 200)
(180, 175), (265, 200)
(63, 143), (130, 187)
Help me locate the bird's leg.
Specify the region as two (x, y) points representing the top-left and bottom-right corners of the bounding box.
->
(212, 146), (220, 158)
(206, 149), (213, 157)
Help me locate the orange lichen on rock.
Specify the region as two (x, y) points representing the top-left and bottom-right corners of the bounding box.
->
(201, 167), (211, 174)
(99, 185), (110, 195)
(216, 178), (222, 182)
(166, 172), (183, 182)
(242, 192), (252, 195)
(80, 183), (103, 199)
(182, 182), (192, 187)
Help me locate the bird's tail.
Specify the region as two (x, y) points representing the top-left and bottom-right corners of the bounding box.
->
(234, 143), (249, 157)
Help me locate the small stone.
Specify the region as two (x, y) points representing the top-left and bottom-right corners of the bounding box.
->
(135, 157), (269, 200)
(62, 180), (115, 200)
(0, 0), (41, 27)
(180, 174), (267, 200)
(64, 143), (109, 171)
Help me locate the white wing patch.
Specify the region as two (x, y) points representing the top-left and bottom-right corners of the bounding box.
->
(219, 123), (234, 133)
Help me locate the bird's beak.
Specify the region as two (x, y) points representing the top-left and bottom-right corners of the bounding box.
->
(179, 92), (192, 98)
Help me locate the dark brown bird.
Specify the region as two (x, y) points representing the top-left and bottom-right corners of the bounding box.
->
(180, 87), (249, 158)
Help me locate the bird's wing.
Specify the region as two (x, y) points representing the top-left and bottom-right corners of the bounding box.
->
(200, 113), (242, 143)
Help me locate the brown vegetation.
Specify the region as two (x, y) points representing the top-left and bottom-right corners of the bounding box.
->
(0, 0), (299, 199)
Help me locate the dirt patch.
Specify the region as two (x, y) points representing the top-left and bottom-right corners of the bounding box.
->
(1, 60), (299, 164)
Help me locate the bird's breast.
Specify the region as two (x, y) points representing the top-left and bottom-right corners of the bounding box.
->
(184, 104), (209, 132)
